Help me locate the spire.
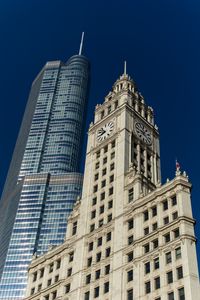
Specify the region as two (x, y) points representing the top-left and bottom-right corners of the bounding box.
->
(124, 61), (127, 75)
(79, 32), (84, 55)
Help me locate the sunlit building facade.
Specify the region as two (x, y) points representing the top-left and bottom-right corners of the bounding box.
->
(0, 54), (90, 299)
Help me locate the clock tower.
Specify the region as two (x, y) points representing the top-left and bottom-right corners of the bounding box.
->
(88, 66), (161, 202)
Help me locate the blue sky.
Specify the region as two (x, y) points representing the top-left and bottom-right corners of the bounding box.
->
(0, 0), (200, 269)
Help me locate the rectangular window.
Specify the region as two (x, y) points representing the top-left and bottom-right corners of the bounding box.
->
(154, 277), (160, 289)
(92, 197), (97, 206)
(49, 263), (54, 273)
(104, 145), (108, 153)
(127, 289), (133, 300)
(145, 262), (150, 274)
(128, 188), (134, 202)
(128, 235), (134, 245)
(175, 247), (181, 259)
(128, 218), (134, 230)
(95, 162), (100, 169)
(56, 259), (61, 269)
(167, 271), (173, 284)
(105, 264), (110, 275)
(33, 272), (37, 282)
(103, 157), (107, 164)
(145, 281), (151, 294)
(172, 211), (178, 220)
(87, 257), (92, 267)
(101, 192), (105, 200)
(88, 242), (93, 251)
(108, 200), (113, 209)
(111, 152), (115, 159)
(154, 257), (159, 270)
(178, 287), (185, 300)
(52, 291), (57, 300)
(96, 252), (101, 262)
(152, 222), (158, 231)
(127, 270), (133, 282)
(153, 239), (158, 249)
(164, 216), (169, 225)
(152, 206), (157, 217)
(166, 252), (172, 264)
(107, 214), (112, 222)
(85, 291), (90, 300)
(109, 187), (113, 196)
(90, 224), (95, 232)
(163, 200), (168, 211)
(40, 268), (44, 278)
(104, 281), (109, 293)
(168, 292), (174, 300)
(99, 205), (104, 214)
(177, 266), (183, 279)
(47, 279), (52, 286)
(38, 284), (42, 292)
(55, 275), (59, 282)
(164, 233), (170, 243)
(96, 151), (100, 158)
(174, 228), (180, 238)
(110, 163), (115, 171)
(67, 268), (72, 277)
(99, 219), (103, 227)
(105, 247), (111, 257)
(65, 284), (70, 293)
(144, 243), (149, 253)
(97, 237), (102, 246)
(95, 269), (101, 279)
(172, 195), (177, 206)
(94, 173), (99, 181)
(93, 185), (98, 193)
(69, 252), (74, 262)
(102, 168), (107, 176)
(30, 288), (35, 295)
(91, 210), (96, 219)
(127, 251), (133, 262)
(111, 140), (115, 148)
(72, 221), (77, 235)
(106, 232), (112, 242)
(110, 174), (114, 183)
(143, 210), (149, 221)
(144, 227), (149, 235)
(94, 286), (99, 298)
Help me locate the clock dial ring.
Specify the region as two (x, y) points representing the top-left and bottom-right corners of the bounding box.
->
(96, 121), (114, 142)
(134, 122), (152, 145)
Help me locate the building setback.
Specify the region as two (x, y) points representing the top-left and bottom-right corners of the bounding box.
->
(0, 48), (90, 299)
(25, 68), (199, 300)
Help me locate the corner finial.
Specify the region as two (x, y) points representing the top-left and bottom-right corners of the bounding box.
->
(124, 61), (127, 75)
(79, 32), (84, 55)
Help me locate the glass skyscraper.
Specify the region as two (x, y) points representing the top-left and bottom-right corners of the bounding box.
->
(0, 52), (90, 299)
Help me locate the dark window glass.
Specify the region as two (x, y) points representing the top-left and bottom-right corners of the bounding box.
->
(143, 210), (149, 221)
(172, 211), (178, 220)
(91, 210), (96, 219)
(168, 292), (174, 300)
(95, 269), (101, 279)
(127, 270), (133, 282)
(97, 237), (102, 246)
(164, 216), (169, 225)
(167, 271), (173, 284)
(166, 252), (172, 264)
(145, 281), (151, 294)
(105, 264), (110, 275)
(67, 268), (72, 277)
(108, 200), (113, 209)
(153, 239), (158, 249)
(152, 206), (157, 217)
(100, 205), (104, 214)
(144, 243), (149, 253)
(128, 235), (134, 245)
(174, 228), (180, 238)
(127, 251), (133, 262)
(85, 291), (90, 300)
(145, 262), (150, 274)
(144, 227), (149, 235)
(175, 247), (181, 259)
(128, 188), (134, 202)
(107, 232), (112, 242)
(65, 283), (70, 293)
(177, 266), (183, 279)
(154, 257), (159, 270)
(164, 233), (170, 243)
(154, 277), (160, 289)
(104, 281), (109, 293)
(107, 214), (112, 222)
(94, 286), (99, 298)
(178, 287), (185, 300)
(105, 247), (111, 257)
(92, 197), (97, 206)
(88, 242), (93, 251)
(127, 289), (133, 300)
(152, 222), (158, 231)
(87, 257), (92, 267)
(96, 252), (101, 262)
(163, 200), (168, 211)
(128, 219), (134, 230)
(90, 224), (95, 232)
(172, 196), (177, 206)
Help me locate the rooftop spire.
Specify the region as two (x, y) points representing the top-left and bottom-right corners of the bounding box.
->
(79, 32), (84, 55)
(124, 61), (127, 75)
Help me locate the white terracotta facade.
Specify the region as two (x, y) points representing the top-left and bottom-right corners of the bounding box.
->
(25, 72), (200, 300)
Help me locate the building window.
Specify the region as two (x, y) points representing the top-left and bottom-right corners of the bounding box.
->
(90, 224), (95, 232)
(108, 105), (112, 114)
(153, 239), (158, 249)
(175, 247), (181, 259)
(67, 268), (72, 277)
(87, 257), (92, 267)
(100, 111), (104, 119)
(101, 192), (105, 200)
(171, 195), (177, 206)
(88, 242), (93, 251)
(174, 228), (180, 238)
(109, 187), (114, 196)
(154, 277), (160, 289)
(144, 227), (149, 235)
(105, 264), (110, 275)
(178, 287), (185, 300)
(65, 283), (70, 293)
(108, 200), (113, 209)
(145, 262), (150, 274)
(164, 233), (170, 243)
(95, 162), (100, 169)
(55, 275), (59, 282)
(145, 281), (151, 294)
(105, 247), (111, 257)
(93, 185), (98, 193)
(72, 221), (77, 235)
(110, 174), (114, 182)
(96, 151), (100, 158)
(164, 216), (169, 225)
(163, 200), (168, 211)
(152, 222), (158, 231)
(104, 281), (109, 293)
(47, 278), (52, 286)
(152, 206), (157, 217)
(172, 211), (178, 220)
(92, 197), (97, 206)
(111, 152), (115, 160)
(99, 219), (103, 227)
(168, 292), (174, 300)
(97, 237), (102, 246)
(102, 168), (107, 176)
(115, 100), (118, 109)
(128, 188), (134, 202)
(106, 232), (112, 242)
(128, 218), (134, 230)
(84, 291), (90, 300)
(95, 269), (101, 279)
(103, 157), (107, 164)
(69, 251), (74, 262)
(107, 214), (112, 222)
(127, 251), (133, 262)
(127, 289), (133, 300)
(44, 295), (49, 300)
(127, 270), (133, 282)
(167, 271), (173, 284)
(144, 243), (149, 253)
(38, 284), (42, 292)
(154, 257), (159, 270)
(52, 291), (57, 300)
(101, 180), (106, 188)
(30, 288), (35, 295)
(104, 145), (108, 153)
(143, 210), (149, 221)
(166, 252), (172, 264)
(111, 140), (115, 148)
(128, 235), (134, 245)
(96, 252), (101, 262)
(177, 266), (183, 279)
(94, 286), (99, 298)
(91, 210), (96, 219)
(110, 163), (115, 171)
(49, 263), (53, 273)
(94, 173), (99, 181)
(100, 205), (104, 214)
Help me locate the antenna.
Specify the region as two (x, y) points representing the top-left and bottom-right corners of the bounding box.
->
(124, 60), (127, 75)
(79, 32), (84, 55)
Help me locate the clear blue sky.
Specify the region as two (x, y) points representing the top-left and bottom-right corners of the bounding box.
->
(0, 0), (200, 269)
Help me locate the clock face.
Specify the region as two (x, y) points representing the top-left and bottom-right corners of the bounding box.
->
(135, 122), (152, 145)
(97, 121), (114, 142)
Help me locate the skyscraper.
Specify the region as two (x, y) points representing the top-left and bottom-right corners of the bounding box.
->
(0, 36), (90, 299)
(25, 66), (199, 300)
